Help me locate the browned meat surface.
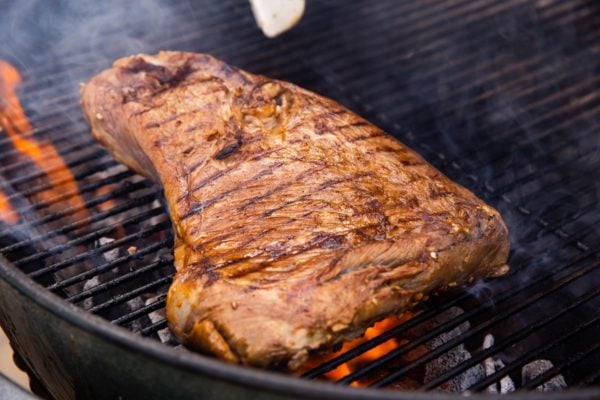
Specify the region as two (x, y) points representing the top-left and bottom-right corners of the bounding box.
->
(80, 51), (510, 370)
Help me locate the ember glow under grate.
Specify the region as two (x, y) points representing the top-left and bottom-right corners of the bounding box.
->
(0, 0), (598, 396)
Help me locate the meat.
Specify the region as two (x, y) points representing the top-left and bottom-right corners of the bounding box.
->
(80, 51), (510, 370)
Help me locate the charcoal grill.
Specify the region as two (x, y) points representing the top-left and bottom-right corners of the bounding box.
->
(0, 0), (599, 399)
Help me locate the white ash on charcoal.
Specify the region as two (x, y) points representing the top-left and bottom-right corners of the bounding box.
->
(522, 359), (567, 391)
(125, 297), (146, 332)
(479, 334), (566, 393)
(414, 307), (487, 392)
(146, 295), (174, 344)
(95, 237), (119, 262)
(81, 276), (102, 310)
(482, 334), (515, 394)
(404, 310), (567, 393)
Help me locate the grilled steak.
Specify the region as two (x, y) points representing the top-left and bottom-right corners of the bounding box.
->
(81, 51), (510, 369)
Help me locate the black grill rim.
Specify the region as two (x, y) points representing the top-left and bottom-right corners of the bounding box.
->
(1, 254), (598, 400)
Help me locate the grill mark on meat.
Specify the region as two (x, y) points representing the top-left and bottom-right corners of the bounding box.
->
(429, 189), (453, 200)
(143, 106), (217, 129)
(123, 57), (170, 75)
(178, 147), (285, 203)
(261, 172), (372, 217)
(144, 122), (160, 129)
(315, 121), (369, 136)
(184, 145), (283, 182)
(219, 232), (349, 280)
(375, 144), (406, 153)
(214, 127), (243, 160)
(180, 161), (285, 220)
(237, 166), (325, 212)
(191, 209), (313, 250)
(214, 141), (240, 160)
(213, 221), (392, 283)
(343, 122), (369, 129)
(348, 132), (386, 143)
(399, 158), (425, 166)
(121, 58), (195, 102)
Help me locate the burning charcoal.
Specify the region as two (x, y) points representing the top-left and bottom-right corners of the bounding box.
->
(81, 276), (101, 310)
(125, 297), (146, 332)
(522, 360), (567, 391)
(415, 307), (486, 392)
(496, 359), (516, 394)
(146, 296), (174, 344)
(96, 237), (119, 261)
(482, 334), (516, 393)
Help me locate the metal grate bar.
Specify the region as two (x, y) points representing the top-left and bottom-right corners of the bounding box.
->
(467, 317), (600, 392)
(322, 1), (581, 96)
(522, 341), (600, 390)
(9, 158), (118, 202)
(26, 216), (169, 280)
(302, 303), (467, 379)
(305, 244), (599, 379)
(49, 238), (170, 294)
(1, 148), (107, 195)
(447, 78), (600, 164)
(22, 209), (167, 274)
(16, 0), (244, 83)
(137, 319), (169, 337)
(110, 293), (167, 325)
(0, 122), (88, 161)
(2, 188), (157, 254)
(482, 105), (600, 190)
(90, 279), (170, 317)
(0, 175), (144, 249)
(352, 3), (595, 106)
(415, 55), (599, 151)
(365, 259), (600, 387)
(67, 252), (169, 303)
(422, 290), (600, 390)
(487, 107), (600, 184)
(485, 128), (600, 201)
(316, 0), (522, 68)
(517, 191), (598, 246)
(0, 137), (96, 175)
(12, 0), (475, 108)
(578, 367), (600, 388)
(0, 169), (134, 231)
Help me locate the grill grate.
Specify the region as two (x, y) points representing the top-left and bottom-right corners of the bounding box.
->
(0, 0), (599, 394)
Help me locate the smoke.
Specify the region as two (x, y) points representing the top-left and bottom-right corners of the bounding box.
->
(0, 0), (177, 74)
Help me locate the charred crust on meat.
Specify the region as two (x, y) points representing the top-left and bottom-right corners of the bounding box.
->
(123, 57), (193, 87)
(348, 132), (386, 143)
(123, 57), (168, 75)
(315, 121), (327, 135)
(214, 141), (240, 160)
(186, 258), (220, 286)
(237, 167), (324, 212)
(144, 122), (160, 129)
(180, 161), (285, 221)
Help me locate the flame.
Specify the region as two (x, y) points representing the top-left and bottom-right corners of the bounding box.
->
(0, 191), (18, 224)
(0, 60), (87, 223)
(297, 313), (413, 387)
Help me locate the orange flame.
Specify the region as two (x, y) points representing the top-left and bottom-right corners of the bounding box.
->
(0, 191), (18, 224)
(0, 60), (87, 223)
(297, 314), (413, 387)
